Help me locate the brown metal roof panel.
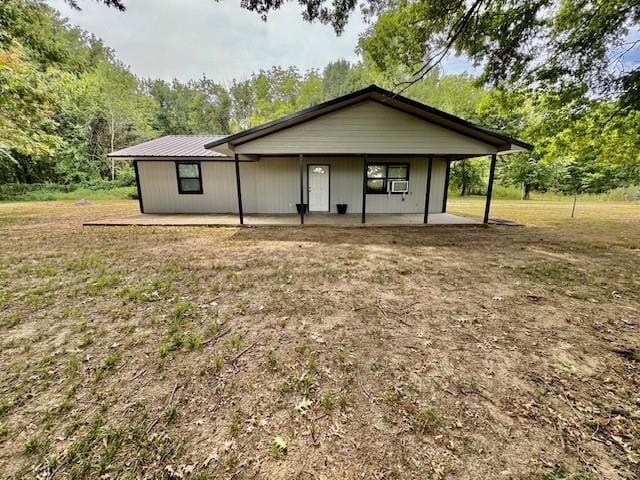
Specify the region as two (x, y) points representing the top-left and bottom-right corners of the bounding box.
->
(108, 135), (230, 158)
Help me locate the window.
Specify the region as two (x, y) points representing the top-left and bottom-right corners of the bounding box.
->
(366, 163), (409, 194)
(176, 162), (202, 194)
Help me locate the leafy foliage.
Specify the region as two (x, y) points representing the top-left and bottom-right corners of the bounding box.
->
(232, 0), (640, 109)
(0, 0), (638, 198)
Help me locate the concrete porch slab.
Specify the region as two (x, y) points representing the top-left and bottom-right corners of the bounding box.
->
(84, 212), (487, 227)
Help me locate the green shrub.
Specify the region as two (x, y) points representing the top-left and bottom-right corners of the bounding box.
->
(0, 182), (136, 202)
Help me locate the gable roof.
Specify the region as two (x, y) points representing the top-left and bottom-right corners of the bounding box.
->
(108, 135), (230, 159)
(205, 85), (533, 155)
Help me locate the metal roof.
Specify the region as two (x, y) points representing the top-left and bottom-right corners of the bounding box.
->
(205, 85), (533, 154)
(108, 135), (231, 158)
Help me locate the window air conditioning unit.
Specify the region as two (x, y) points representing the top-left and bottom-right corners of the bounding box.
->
(390, 180), (409, 193)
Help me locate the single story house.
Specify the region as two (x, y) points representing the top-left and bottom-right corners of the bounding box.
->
(108, 85), (532, 225)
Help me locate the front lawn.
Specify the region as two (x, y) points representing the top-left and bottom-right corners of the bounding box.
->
(0, 199), (638, 479)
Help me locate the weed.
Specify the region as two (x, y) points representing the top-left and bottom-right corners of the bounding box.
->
(204, 320), (221, 338)
(172, 300), (195, 321)
(164, 405), (179, 424)
(271, 435), (288, 456)
(39, 354), (54, 366)
(25, 434), (50, 457)
(186, 334), (204, 350)
(0, 291), (11, 309)
(105, 351), (121, 369)
(67, 256), (105, 272)
(557, 361), (576, 376)
(221, 450), (238, 469)
(225, 332), (244, 351)
(266, 349), (280, 371)
(534, 387), (548, 403)
(169, 332), (184, 349)
(336, 394), (348, 410)
(159, 341), (170, 358)
(321, 392), (334, 410)
(2, 313), (22, 328)
(212, 355), (224, 372)
(0, 397), (14, 416)
(88, 273), (120, 295)
(67, 354), (81, 378)
(79, 333), (94, 348)
(307, 355), (319, 374)
(95, 351), (121, 381)
(0, 423), (8, 437)
(26, 286), (55, 308)
(383, 386), (403, 403)
(584, 417), (601, 430)
(335, 350), (347, 364)
(227, 407), (241, 436)
(414, 406), (441, 433)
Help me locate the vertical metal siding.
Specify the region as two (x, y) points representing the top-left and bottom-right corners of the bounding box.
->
(235, 101), (498, 155)
(137, 157), (446, 214)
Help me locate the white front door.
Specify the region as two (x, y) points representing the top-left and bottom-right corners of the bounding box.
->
(308, 165), (330, 212)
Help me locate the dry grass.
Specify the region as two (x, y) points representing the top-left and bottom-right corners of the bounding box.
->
(0, 198), (639, 479)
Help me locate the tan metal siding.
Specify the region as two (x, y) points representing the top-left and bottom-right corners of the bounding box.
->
(138, 161), (238, 214)
(137, 156), (447, 214)
(234, 101), (497, 155)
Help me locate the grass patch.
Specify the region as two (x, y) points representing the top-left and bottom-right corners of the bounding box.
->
(413, 407), (441, 433)
(2, 313), (22, 328)
(0, 199), (638, 478)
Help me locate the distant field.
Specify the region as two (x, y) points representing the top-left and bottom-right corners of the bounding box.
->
(0, 199), (638, 479)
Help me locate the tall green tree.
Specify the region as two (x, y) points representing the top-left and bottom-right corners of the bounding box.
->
(0, 43), (64, 182)
(230, 0), (639, 109)
(145, 77), (232, 135)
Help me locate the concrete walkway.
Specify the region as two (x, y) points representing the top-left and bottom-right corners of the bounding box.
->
(84, 212), (486, 227)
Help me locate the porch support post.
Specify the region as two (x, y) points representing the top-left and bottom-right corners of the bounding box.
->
(484, 153), (497, 224)
(442, 159), (451, 213)
(234, 153), (243, 225)
(423, 156), (433, 224)
(133, 160), (144, 214)
(361, 154), (367, 224)
(299, 154), (304, 225)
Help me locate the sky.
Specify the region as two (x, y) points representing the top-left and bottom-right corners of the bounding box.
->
(47, 0), (474, 84)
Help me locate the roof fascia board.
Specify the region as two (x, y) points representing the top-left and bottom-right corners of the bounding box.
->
(106, 155), (247, 161)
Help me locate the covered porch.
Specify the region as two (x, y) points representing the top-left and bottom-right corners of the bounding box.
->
(225, 153), (500, 226)
(84, 212), (485, 227)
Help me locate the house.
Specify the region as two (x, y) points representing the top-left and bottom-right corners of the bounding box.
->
(108, 85), (532, 225)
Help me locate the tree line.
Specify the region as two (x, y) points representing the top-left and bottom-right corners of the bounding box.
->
(1, 0), (638, 198)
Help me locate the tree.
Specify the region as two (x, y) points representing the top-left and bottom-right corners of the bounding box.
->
(63, 0), (125, 11)
(451, 159), (485, 196)
(232, 0), (639, 108)
(145, 77), (231, 135)
(0, 42), (66, 183)
(322, 60), (354, 100)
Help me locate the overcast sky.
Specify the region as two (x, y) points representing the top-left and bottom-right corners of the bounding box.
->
(47, 0), (473, 84)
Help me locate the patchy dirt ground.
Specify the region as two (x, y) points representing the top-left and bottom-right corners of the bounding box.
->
(0, 199), (638, 479)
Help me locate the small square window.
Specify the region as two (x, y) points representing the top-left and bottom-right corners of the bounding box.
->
(367, 165), (386, 178)
(176, 162), (202, 194)
(367, 179), (386, 193)
(388, 165), (408, 179)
